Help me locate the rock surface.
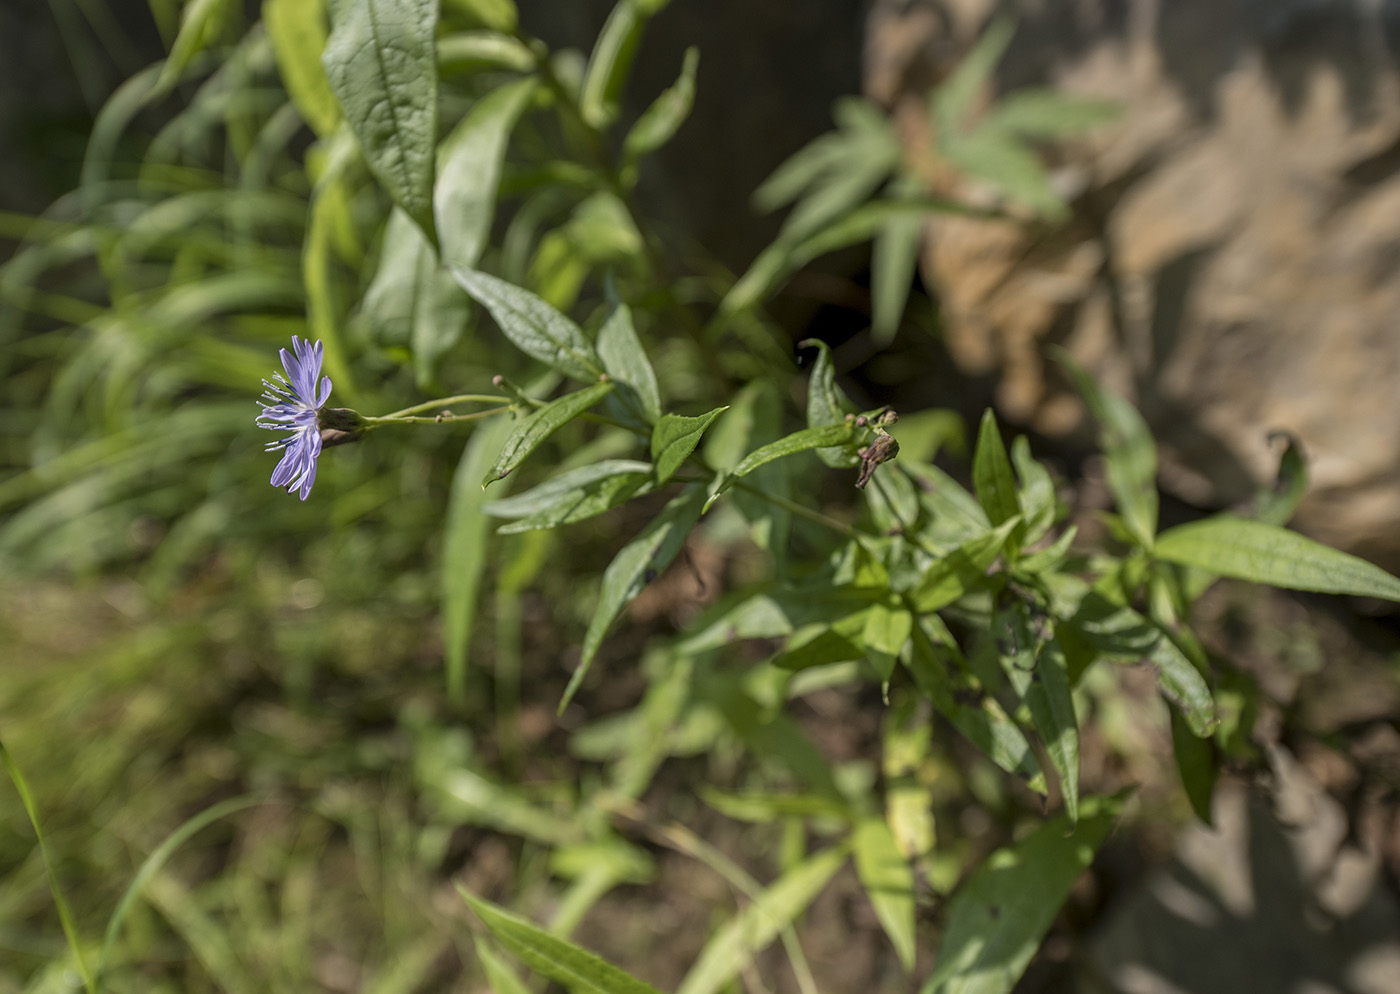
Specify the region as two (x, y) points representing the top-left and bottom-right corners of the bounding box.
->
(867, 0), (1400, 565)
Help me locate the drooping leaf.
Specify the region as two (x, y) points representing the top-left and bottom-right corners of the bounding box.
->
(1171, 707), (1217, 825)
(920, 794), (1125, 994)
(677, 846), (849, 994)
(566, 486), (707, 711)
(323, 0), (439, 237)
(263, 0), (341, 136)
(623, 46), (699, 160)
(652, 407), (727, 485)
(596, 298), (661, 428)
(436, 77), (537, 271)
(852, 817), (916, 971)
(461, 890), (666, 994)
(483, 382), (615, 487)
(444, 415), (519, 706)
(1154, 516), (1400, 602)
(451, 267), (603, 381)
(801, 337), (859, 468)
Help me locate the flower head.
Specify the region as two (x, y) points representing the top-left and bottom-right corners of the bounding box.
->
(257, 336), (332, 500)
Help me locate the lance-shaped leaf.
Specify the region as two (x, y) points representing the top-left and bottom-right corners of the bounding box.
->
(483, 382), (613, 488)
(623, 46), (699, 160)
(802, 338), (859, 467)
(1011, 435), (1056, 544)
(460, 889), (666, 994)
(566, 485), (707, 711)
(486, 460), (653, 530)
(920, 793), (1125, 994)
(871, 208), (923, 346)
(323, 0), (439, 237)
(704, 423), (855, 512)
(677, 846), (849, 994)
(451, 267), (603, 381)
(1171, 707), (1218, 825)
(264, 0), (341, 137)
(852, 817), (917, 971)
(436, 77), (536, 271)
(596, 299), (661, 428)
(909, 516), (1020, 613)
(1154, 516), (1400, 602)
(652, 407), (727, 485)
(1026, 637), (1079, 824)
(579, 0), (648, 129)
(156, 0), (235, 96)
(973, 409), (1020, 529)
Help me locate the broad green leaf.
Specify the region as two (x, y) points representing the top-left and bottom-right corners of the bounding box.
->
(705, 423), (855, 512)
(362, 207), (469, 387)
(1054, 350), (1158, 548)
(461, 890), (666, 994)
(677, 846), (849, 994)
(323, 0), (439, 237)
(803, 337), (859, 467)
(596, 299), (661, 428)
(972, 409), (1019, 528)
(1171, 708), (1217, 825)
(652, 407), (726, 485)
(871, 209), (923, 346)
(436, 77), (536, 271)
(580, 0), (647, 128)
(852, 817), (916, 971)
(1155, 516), (1400, 602)
(1025, 637), (1078, 824)
(1067, 592), (1217, 736)
(932, 17), (1014, 132)
(483, 382), (614, 487)
(864, 600), (914, 683)
(1010, 436), (1056, 544)
(444, 0), (517, 32)
(444, 415), (518, 705)
(486, 460), (652, 518)
(985, 90), (1119, 138)
(942, 127), (1065, 219)
(156, 0), (235, 95)
(904, 620), (1045, 794)
(908, 516), (1020, 613)
(921, 794), (1124, 994)
(567, 485), (707, 710)
(264, 0), (341, 136)
(451, 267), (603, 381)
(623, 46), (699, 160)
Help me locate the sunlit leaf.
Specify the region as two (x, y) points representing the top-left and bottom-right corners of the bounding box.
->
(623, 46), (699, 160)
(483, 382), (615, 488)
(451, 267), (603, 381)
(596, 298), (661, 428)
(652, 407), (726, 485)
(263, 0), (341, 136)
(852, 817), (916, 971)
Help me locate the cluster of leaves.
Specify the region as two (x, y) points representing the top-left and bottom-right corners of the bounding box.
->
(5, 3), (1400, 994)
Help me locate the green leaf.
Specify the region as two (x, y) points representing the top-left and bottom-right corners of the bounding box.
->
(363, 208), (469, 388)
(921, 794), (1124, 994)
(444, 415), (519, 706)
(908, 516), (1020, 613)
(264, 0), (341, 137)
(484, 382), (615, 487)
(677, 846), (849, 994)
(1155, 516), (1400, 601)
(623, 46), (699, 160)
(652, 407), (727, 485)
(1254, 432), (1309, 527)
(1171, 707), (1217, 825)
(802, 338), (858, 468)
(156, 0), (236, 96)
(451, 267), (603, 381)
(1010, 436), (1056, 544)
(904, 619), (1045, 794)
(871, 209), (923, 346)
(985, 90), (1119, 138)
(580, 0), (647, 128)
(497, 478), (651, 534)
(703, 381), (793, 557)
(444, 0), (517, 32)
(596, 299), (661, 428)
(1067, 592), (1217, 736)
(486, 459), (652, 517)
(704, 423), (855, 512)
(942, 127), (1065, 219)
(1054, 350), (1158, 548)
(852, 817), (916, 971)
(461, 889), (667, 994)
(932, 17), (1015, 132)
(567, 485), (707, 711)
(972, 409), (1019, 528)
(436, 77), (536, 271)
(771, 627), (865, 672)
(474, 937), (534, 994)
(1025, 637), (1079, 824)
(437, 31), (535, 72)
(323, 0), (439, 237)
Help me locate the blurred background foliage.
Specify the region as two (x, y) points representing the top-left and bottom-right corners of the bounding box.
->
(3, 2), (1400, 994)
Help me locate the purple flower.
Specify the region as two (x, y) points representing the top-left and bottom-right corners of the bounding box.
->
(257, 336), (332, 500)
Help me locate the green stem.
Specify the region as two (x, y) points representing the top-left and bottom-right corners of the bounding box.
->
(363, 405), (513, 428)
(373, 394), (512, 420)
